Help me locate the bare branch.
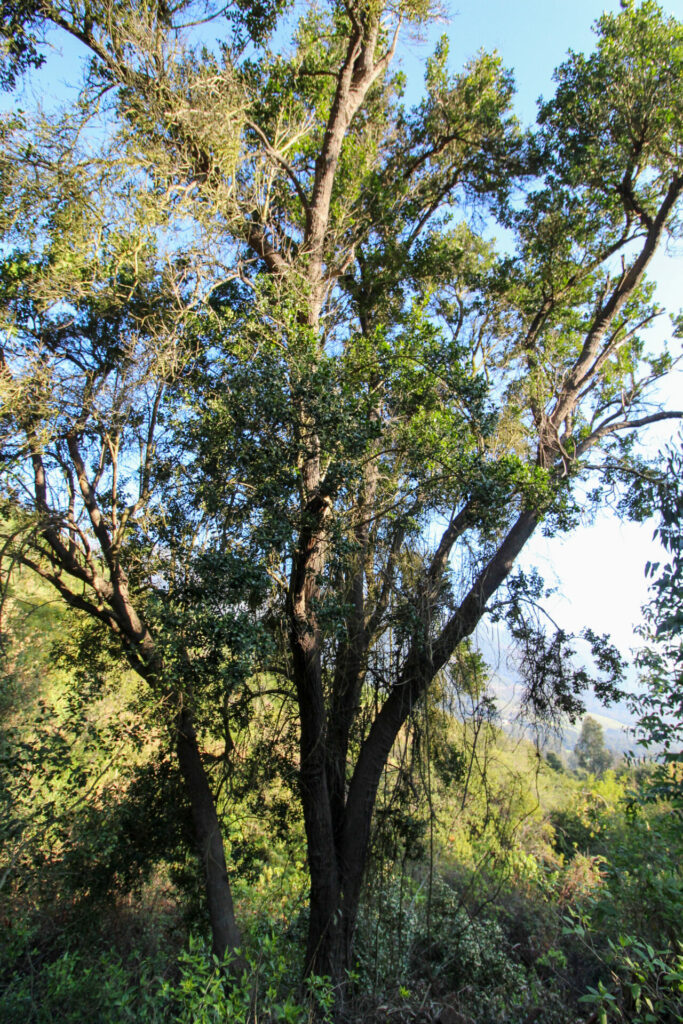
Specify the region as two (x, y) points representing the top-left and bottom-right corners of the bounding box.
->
(244, 119), (311, 215)
(575, 409), (683, 456)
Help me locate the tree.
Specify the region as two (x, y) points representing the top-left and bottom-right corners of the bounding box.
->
(575, 716), (612, 777)
(0, 118), (252, 962)
(1, 0), (682, 992)
(632, 439), (683, 807)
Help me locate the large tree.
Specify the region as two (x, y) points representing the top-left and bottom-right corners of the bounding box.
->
(1, 0), (682, 990)
(0, 120), (253, 961)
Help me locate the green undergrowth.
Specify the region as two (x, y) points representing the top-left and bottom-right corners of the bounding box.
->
(2, 777), (680, 1024)
(1, 582), (682, 1022)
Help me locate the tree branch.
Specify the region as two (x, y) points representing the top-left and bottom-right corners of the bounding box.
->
(575, 409), (683, 456)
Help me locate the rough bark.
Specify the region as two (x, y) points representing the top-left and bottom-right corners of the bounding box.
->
(176, 708), (245, 969)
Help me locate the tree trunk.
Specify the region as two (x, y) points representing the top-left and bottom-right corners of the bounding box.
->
(304, 510), (542, 994)
(175, 708), (245, 971)
(291, 632), (344, 983)
(303, 838), (354, 1014)
(302, 817), (372, 1007)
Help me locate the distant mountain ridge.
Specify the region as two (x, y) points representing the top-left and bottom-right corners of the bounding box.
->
(486, 666), (637, 758)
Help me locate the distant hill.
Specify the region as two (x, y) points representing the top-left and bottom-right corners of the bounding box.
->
(486, 664), (638, 758)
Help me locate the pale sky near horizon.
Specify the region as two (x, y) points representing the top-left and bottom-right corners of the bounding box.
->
(6, 1), (683, 657)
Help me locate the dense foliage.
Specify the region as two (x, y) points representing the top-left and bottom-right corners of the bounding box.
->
(632, 441), (683, 810)
(0, 0), (682, 1017)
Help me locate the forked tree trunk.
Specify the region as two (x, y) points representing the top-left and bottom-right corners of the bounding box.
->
(300, 807), (377, 1008)
(302, 509), (542, 993)
(175, 708), (245, 971)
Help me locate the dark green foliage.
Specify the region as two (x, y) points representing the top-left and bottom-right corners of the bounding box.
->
(632, 441), (683, 810)
(0, 0), (45, 90)
(579, 936), (683, 1024)
(2, 626), (683, 1024)
(0, 675), (191, 908)
(545, 751), (564, 773)
(228, 0), (293, 46)
(1, 0), (682, 1008)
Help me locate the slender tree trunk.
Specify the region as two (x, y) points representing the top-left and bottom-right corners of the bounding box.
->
(175, 708), (245, 970)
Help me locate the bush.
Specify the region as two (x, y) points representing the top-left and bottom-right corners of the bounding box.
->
(0, 948), (164, 1024)
(0, 934), (335, 1024)
(580, 936), (683, 1024)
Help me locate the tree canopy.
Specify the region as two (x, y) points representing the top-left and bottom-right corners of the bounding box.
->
(0, 0), (681, 989)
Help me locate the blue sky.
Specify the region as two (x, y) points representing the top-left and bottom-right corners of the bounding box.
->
(406, 0), (680, 122)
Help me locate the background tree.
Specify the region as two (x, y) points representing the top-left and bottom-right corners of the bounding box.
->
(545, 750), (565, 773)
(574, 717), (613, 777)
(0, 0), (682, 993)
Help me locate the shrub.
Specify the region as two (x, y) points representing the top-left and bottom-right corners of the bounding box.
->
(579, 936), (683, 1024)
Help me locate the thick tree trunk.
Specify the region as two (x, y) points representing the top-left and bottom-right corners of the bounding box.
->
(300, 778), (343, 980)
(305, 868), (345, 981)
(301, 833), (355, 1011)
(291, 631), (344, 982)
(175, 708), (245, 970)
(302, 821), (372, 1001)
(304, 509), (542, 993)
